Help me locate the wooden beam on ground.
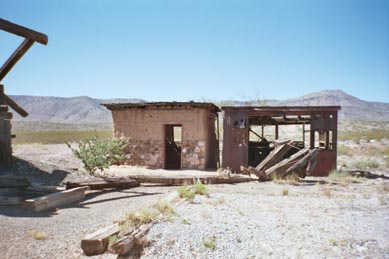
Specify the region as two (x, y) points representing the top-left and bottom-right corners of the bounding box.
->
(129, 174), (255, 185)
(24, 186), (89, 212)
(0, 175), (30, 188)
(0, 196), (24, 205)
(0, 18), (48, 45)
(0, 39), (35, 82)
(66, 179), (140, 190)
(81, 224), (121, 256)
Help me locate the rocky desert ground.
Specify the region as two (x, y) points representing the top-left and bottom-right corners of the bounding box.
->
(0, 120), (388, 259)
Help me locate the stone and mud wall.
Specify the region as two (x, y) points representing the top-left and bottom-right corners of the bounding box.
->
(111, 108), (218, 170)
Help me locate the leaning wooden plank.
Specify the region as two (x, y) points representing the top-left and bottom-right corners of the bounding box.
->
(66, 179), (139, 190)
(24, 186), (89, 212)
(0, 175), (30, 188)
(2, 93), (29, 117)
(0, 18), (48, 45)
(255, 140), (293, 172)
(265, 148), (309, 178)
(285, 149), (319, 177)
(81, 224), (121, 256)
(0, 196), (23, 205)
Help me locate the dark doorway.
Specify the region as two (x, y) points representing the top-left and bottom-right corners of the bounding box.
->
(164, 125), (182, 169)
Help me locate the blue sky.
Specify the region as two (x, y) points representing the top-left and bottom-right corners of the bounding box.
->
(1, 0), (388, 102)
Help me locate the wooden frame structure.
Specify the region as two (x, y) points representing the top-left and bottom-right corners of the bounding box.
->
(221, 106), (341, 176)
(0, 18), (48, 167)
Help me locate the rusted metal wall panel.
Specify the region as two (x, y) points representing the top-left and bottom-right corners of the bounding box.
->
(311, 151), (337, 176)
(221, 110), (249, 173)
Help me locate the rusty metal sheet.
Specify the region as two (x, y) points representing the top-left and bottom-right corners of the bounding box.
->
(310, 150), (337, 176)
(221, 110), (249, 173)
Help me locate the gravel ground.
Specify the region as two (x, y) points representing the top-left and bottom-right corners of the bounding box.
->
(0, 144), (388, 259)
(143, 181), (389, 259)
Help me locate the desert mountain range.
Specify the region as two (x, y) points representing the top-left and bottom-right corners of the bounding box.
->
(9, 90), (389, 123)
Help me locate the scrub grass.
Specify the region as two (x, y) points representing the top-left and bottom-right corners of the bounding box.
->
(13, 130), (112, 144)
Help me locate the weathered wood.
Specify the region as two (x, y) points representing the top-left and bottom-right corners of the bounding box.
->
(0, 112), (12, 120)
(285, 149), (319, 177)
(0, 116), (12, 167)
(2, 93), (29, 117)
(0, 39), (35, 82)
(0, 175), (30, 188)
(0, 196), (23, 205)
(110, 235), (135, 255)
(255, 140), (293, 172)
(66, 179), (140, 190)
(265, 148), (310, 178)
(0, 18), (48, 45)
(129, 175), (255, 185)
(81, 224), (121, 256)
(24, 186), (89, 212)
(0, 105), (8, 112)
(110, 222), (154, 255)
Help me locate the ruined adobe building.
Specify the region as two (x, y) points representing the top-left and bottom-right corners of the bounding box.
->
(103, 102), (220, 170)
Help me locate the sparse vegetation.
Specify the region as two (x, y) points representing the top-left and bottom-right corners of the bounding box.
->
(202, 236), (216, 250)
(108, 234), (118, 245)
(177, 182), (210, 202)
(13, 130), (111, 144)
(66, 135), (129, 175)
(118, 200), (175, 228)
(28, 230), (48, 240)
(322, 188), (332, 198)
(181, 219), (191, 225)
(337, 144), (353, 156)
(282, 188), (289, 196)
(329, 170), (362, 185)
(350, 159), (379, 170)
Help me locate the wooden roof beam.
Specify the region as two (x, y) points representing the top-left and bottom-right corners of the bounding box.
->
(0, 18), (48, 45)
(0, 39), (35, 81)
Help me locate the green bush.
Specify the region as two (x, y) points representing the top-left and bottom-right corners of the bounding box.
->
(66, 135), (129, 175)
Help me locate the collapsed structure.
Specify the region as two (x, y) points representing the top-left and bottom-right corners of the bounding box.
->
(221, 106), (341, 176)
(103, 102), (220, 170)
(0, 19), (48, 167)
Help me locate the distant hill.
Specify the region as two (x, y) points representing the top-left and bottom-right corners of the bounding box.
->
(267, 90), (389, 121)
(10, 95), (144, 124)
(8, 90), (389, 124)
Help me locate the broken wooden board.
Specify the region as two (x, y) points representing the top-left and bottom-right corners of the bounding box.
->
(66, 179), (139, 190)
(110, 235), (135, 255)
(0, 175), (30, 188)
(285, 149), (319, 177)
(81, 223), (121, 256)
(265, 148), (310, 178)
(255, 140), (293, 173)
(24, 186), (89, 212)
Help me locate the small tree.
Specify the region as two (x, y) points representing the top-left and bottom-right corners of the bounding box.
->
(66, 135), (129, 175)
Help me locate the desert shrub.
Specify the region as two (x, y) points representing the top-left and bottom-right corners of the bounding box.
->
(350, 159), (379, 170)
(202, 236), (216, 250)
(193, 183), (209, 196)
(66, 135), (129, 175)
(337, 144), (353, 156)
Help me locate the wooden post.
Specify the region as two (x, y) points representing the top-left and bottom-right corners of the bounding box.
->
(0, 85), (13, 168)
